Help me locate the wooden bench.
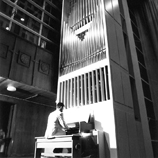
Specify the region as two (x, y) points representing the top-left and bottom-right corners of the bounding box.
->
(34, 135), (81, 158)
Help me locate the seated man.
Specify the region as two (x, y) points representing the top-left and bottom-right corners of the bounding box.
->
(44, 102), (70, 154)
(45, 102), (69, 138)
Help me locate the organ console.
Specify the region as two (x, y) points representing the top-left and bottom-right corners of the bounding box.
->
(34, 121), (106, 158)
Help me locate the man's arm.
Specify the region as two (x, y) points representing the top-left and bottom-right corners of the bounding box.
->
(58, 113), (69, 129)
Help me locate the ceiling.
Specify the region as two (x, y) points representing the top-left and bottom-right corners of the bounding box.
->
(0, 76), (56, 106)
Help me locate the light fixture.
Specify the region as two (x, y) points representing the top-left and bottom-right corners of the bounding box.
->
(7, 85), (16, 92)
(20, 18), (25, 21)
(6, 27), (9, 30)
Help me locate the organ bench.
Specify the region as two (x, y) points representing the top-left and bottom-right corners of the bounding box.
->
(34, 134), (81, 158)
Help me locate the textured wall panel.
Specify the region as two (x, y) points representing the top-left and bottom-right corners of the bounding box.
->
(115, 23), (128, 70)
(121, 71), (133, 108)
(104, 0), (114, 16)
(105, 12), (120, 64)
(33, 48), (54, 92)
(111, 63), (124, 104)
(0, 29), (15, 78)
(115, 109), (130, 158)
(9, 38), (36, 85)
(112, 0), (122, 25)
(126, 113), (141, 158)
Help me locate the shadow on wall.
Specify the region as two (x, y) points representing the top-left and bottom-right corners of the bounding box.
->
(104, 132), (111, 158)
(94, 120), (111, 158)
(94, 120), (104, 131)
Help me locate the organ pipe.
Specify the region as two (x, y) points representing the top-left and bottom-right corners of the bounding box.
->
(60, 0), (106, 75)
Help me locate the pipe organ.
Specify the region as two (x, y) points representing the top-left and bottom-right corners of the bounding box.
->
(55, 0), (118, 155)
(58, 65), (110, 108)
(57, 0), (111, 109)
(60, 0), (107, 76)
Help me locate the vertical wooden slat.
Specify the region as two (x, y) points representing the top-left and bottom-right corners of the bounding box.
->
(60, 82), (64, 103)
(77, 76), (80, 106)
(72, 78), (74, 107)
(70, 78), (73, 108)
(103, 66), (108, 100)
(67, 80), (70, 109)
(63, 81), (67, 107)
(84, 73), (88, 105)
(92, 71), (96, 103)
(88, 72), (91, 104)
(63, 81), (65, 105)
(95, 69), (100, 102)
(74, 77), (77, 107)
(105, 66), (110, 100)
(79, 76), (81, 105)
(100, 68), (105, 101)
(81, 75), (84, 105)
(59, 82), (62, 103)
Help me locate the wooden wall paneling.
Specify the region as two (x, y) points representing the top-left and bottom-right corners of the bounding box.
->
(9, 38), (36, 85)
(103, 0), (114, 17)
(115, 23), (128, 70)
(115, 109), (130, 158)
(121, 71), (133, 108)
(135, 121), (146, 158)
(111, 0), (122, 25)
(152, 141), (158, 158)
(8, 101), (54, 156)
(33, 48), (54, 91)
(111, 64), (124, 104)
(0, 29), (15, 78)
(121, 0), (154, 156)
(126, 113), (141, 158)
(105, 11), (120, 64)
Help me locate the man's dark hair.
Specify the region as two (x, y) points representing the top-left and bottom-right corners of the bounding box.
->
(57, 102), (64, 108)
